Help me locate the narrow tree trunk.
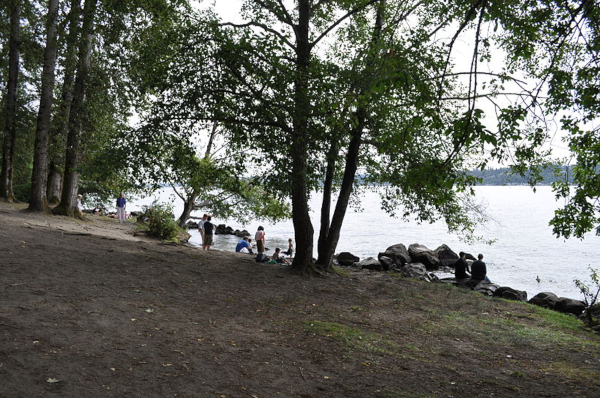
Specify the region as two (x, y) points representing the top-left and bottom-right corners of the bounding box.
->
(317, 116), (365, 269)
(290, 0), (315, 273)
(0, 0), (21, 202)
(29, 0), (59, 213)
(317, 141), (338, 258)
(53, 0), (97, 217)
(47, 161), (62, 204)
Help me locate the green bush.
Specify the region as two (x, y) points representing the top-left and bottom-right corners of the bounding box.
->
(144, 202), (179, 241)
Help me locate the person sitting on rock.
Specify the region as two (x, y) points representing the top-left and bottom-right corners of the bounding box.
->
(454, 251), (471, 280)
(470, 253), (491, 283)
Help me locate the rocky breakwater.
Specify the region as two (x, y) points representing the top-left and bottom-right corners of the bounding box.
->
(185, 221), (251, 237)
(335, 242), (589, 321)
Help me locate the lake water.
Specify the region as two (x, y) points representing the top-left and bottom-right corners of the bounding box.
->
(129, 186), (599, 300)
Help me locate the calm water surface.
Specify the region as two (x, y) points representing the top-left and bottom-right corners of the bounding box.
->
(130, 186), (599, 299)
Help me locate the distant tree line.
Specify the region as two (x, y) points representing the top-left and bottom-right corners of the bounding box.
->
(468, 165), (575, 186)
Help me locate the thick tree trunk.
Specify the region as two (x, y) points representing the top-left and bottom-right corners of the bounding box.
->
(53, 0), (97, 217)
(46, 0), (80, 205)
(290, 0), (315, 273)
(47, 161), (62, 205)
(0, 0), (21, 203)
(29, 0), (59, 213)
(178, 194), (197, 228)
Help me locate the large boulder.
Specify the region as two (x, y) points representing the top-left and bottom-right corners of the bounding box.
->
(434, 244), (459, 267)
(337, 252), (360, 266)
(398, 263), (433, 282)
(494, 286), (528, 302)
(234, 229), (251, 237)
(529, 292), (559, 309)
(186, 221), (199, 229)
(215, 224), (232, 234)
(555, 297), (586, 316)
(359, 257), (383, 271)
(378, 256), (395, 271)
(408, 244), (440, 270)
(378, 244), (411, 269)
(473, 281), (500, 296)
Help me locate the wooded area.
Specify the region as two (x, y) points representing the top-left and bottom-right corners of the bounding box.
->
(1, 0), (598, 272)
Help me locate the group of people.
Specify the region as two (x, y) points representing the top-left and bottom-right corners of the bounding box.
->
(454, 252), (491, 283)
(76, 193), (129, 223)
(198, 214), (215, 250)
(234, 226), (294, 265)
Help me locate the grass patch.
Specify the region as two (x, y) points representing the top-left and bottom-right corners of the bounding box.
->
(541, 361), (600, 384)
(305, 320), (410, 356)
(331, 265), (350, 276)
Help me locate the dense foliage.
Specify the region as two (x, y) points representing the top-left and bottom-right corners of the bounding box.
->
(0, 0), (598, 270)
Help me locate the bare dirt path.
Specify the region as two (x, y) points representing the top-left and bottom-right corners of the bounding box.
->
(1, 202), (599, 397)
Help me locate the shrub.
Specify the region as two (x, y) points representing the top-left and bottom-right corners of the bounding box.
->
(144, 202), (179, 241)
(574, 267), (600, 326)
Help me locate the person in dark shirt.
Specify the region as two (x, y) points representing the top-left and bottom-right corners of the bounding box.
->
(202, 216), (214, 250)
(454, 251), (470, 279)
(470, 253), (491, 282)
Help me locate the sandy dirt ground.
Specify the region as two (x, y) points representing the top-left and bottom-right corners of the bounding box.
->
(1, 202), (599, 397)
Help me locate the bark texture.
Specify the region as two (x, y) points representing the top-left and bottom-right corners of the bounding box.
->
(0, 0), (21, 202)
(29, 0), (59, 213)
(53, 0), (97, 217)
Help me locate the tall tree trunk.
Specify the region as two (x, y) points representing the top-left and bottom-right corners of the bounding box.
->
(29, 0), (59, 213)
(47, 0), (81, 205)
(0, 0), (21, 202)
(316, 115), (365, 269)
(290, 0), (315, 273)
(53, 0), (97, 217)
(316, 1), (385, 269)
(47, 160), (62, 204)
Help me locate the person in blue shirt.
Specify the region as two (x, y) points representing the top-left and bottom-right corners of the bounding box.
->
(236, 237), (253, 254)
(116, 193), (126, 223)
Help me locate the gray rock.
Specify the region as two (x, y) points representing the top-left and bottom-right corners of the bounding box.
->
(378, 244), (411, 268)
(399, 263), (432, 282)
(234, 229), (251, 237)
(408, 243), (440, 270)
(464, 253), (476, 261)
(359, 257), (383, 271)
(555, 297), (586, 316)
(337, 252), (360, 266)
(215, 224), (228, 234)
(186, 221), (199, 229)
(529, 292), (559, 309)
(494, 286), (528, 302)
(474, 281), (500, 296)
(434, 244), (459, 267)
(378, 256), (395, 271)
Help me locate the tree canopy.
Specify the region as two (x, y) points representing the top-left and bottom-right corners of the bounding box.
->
(1, 0), (598, 270)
